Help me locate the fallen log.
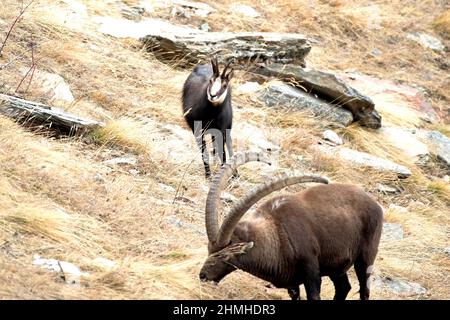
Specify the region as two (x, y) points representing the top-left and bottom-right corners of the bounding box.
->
(0, 94), (104, 135)
(141, 31), (311, 67)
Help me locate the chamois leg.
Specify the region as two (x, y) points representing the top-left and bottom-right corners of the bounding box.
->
(211, 135), (217, 158)
(287, 287), (301, 300)
(225, 130), (239, 179)
(354, 257), (373, 300)
(196, 134), (211, 179)
(330, 273), (351, 300)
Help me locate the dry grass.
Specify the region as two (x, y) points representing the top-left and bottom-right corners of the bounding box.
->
(0, 0), (449, 300)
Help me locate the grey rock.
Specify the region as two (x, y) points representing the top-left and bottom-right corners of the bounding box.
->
(323, 130), (343, 145)
(33, 254), (88, 285)
(371, 48), (382, 56)
(381, 223), (404, 241)
(259, 82), (354, 127)
(443, 247), (450, 256)
(376, 184), (399, 194)
(372, 275), (427, 297)
(94, 173), (105, 183)
(256, 64), (381, 129)
(311, 144), (412, 178)
(419, 130), (450, 167)
(407, 32), (445, 52)
(19, 68), (75, 104)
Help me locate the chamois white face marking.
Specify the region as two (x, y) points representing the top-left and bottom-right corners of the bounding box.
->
(210, 78), (222, 96)
(207, 78), (228, 105)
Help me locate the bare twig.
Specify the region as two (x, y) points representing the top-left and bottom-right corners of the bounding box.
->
(14, 44), (38, 94)
(24, 40), (36, 93)
(0, 0), (34, 56)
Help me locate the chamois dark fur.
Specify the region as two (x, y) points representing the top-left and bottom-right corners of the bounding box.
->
(200, 152), (383, 300)
(182, 58), (234, 179)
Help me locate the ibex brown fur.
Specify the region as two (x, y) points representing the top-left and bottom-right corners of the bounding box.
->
(199, 152), (383, 300)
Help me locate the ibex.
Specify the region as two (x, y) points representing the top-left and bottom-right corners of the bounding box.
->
(199, 152), (383, 300)
(182, 57), (235, 179)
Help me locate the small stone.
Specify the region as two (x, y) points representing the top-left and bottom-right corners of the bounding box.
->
(443, 247), (450, 256)
(370, 48), (382, 56)
(376, 184), (398, 194)
(381, 223), (404, 241)
(94, 173), (105, 182)
(372, 275), (427, 296)
(103, 157), (137, 166)
(322, 130), (343, 145)
(200, 23), (209, 32)
(231, 4), (260, 18)
(221, 191), (238, 204)
(128, 169), (140, 175)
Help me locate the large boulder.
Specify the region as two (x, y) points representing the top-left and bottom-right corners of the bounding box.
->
(257, 64), (381, 129)
(418, 130), (450, 167)
(96, 18), (311, 66)
(258, 81), (354, 127)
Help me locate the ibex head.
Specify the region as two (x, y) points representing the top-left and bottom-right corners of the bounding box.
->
(199, 242), (254, 283)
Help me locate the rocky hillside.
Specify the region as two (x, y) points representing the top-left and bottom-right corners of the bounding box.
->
(0, 0), (449, 299)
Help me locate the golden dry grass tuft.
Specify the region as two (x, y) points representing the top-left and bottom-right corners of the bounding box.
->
(433, 9), (450, 38)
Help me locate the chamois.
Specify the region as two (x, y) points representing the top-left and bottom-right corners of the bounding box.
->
(182, 57), (235, 179)
(199, 152), (383, 300)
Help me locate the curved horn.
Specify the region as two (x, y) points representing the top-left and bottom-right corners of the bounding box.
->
(215, 174), (330, 248)
(221, 59), (234, 78)
(211, 57), (219, 76)
(205, 152), (272, 245)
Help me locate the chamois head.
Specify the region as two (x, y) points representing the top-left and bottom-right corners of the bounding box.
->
(207, 57), (234, 106)
(199, 152), (329, 283)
